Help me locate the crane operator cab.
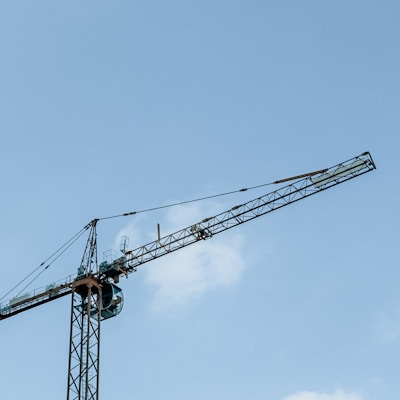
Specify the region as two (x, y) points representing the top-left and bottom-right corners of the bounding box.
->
(99, 282), (124, 320)
(74, 281), (124, 320)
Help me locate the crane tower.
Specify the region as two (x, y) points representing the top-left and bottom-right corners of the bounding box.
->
(0, 152), (376, 399)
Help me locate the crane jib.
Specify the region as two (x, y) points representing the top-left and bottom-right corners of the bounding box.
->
(111, 151), (376, 277)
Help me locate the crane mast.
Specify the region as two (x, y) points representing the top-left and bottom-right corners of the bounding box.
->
(0, 151), (376, 400)
(67, 220), (102, 400)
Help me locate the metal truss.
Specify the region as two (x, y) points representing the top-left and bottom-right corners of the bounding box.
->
(100, 151), (375, 277)
(67, 277), (101, 400)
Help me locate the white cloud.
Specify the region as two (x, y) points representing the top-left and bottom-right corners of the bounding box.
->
(280, 389), (364, 400)
(112, 220), (142, 254)
(113, 202), (246, 314)
(145, 234), (245, 313)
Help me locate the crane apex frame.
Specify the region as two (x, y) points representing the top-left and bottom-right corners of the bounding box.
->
(0, 151), (376, 400)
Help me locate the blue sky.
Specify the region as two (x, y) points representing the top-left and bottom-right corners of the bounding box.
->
(0, 1), (398, 399)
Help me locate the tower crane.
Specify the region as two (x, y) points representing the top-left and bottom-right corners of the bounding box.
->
(0, 151), (376, 400)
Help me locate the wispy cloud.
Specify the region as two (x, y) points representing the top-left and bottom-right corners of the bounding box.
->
(281, 389), (364, 400)
(113, 202), (246, 314)
(376, 302), (400, 341)
(145, 233), (244, 313)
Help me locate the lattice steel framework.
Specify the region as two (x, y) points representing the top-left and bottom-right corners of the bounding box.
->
(67, 220), (101, 400)
(67, 278), (102, 400)
(98, 151), (376, 280)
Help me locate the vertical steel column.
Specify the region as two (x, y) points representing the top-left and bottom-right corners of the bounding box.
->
(67, 277), (102, 400)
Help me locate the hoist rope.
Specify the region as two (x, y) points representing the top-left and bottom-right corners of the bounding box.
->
(98, 180), (276, 221)
(2, 182), (275, 302)
(0, 225), (90, 302)
(1, 174), (313, 302)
